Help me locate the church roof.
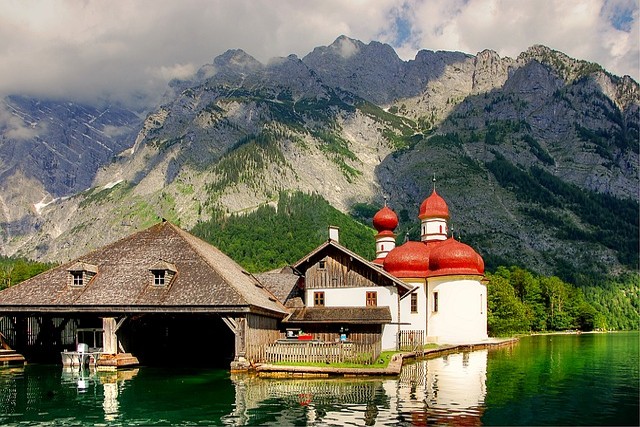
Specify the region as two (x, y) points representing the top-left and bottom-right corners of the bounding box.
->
(383, 239), (484, 279)
(428, 238), (485, 277)
(373, 205), (398, 232)
(384, 241), (431, 278)
(419, 189), (450, 219)
(383, 238), (484, 279)
(0, 221), (287, 316)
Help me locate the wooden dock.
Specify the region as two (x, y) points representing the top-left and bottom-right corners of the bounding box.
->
(256, 338), (518, 377)
(96, 353), (139, 370)
(0, 349), (26, 366)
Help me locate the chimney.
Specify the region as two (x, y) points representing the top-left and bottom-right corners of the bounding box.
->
(329, 226), (340, 243)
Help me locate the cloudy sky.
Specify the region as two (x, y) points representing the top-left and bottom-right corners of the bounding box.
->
(1, 0), (637, 110)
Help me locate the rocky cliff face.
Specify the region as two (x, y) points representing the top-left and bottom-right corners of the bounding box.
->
(0, 37), (637, 279)
(0, 96), (141, 254)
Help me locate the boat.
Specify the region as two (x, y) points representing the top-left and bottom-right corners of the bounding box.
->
(60, 328), (104, 369)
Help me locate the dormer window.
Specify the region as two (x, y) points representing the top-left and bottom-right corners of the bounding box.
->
(67, 262), (98, 287)
(152, 270), (166, 286)
(72, 272), (83, 286)
(148, 260), (177, 287)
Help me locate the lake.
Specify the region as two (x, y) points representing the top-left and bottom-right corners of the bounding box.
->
(0, 332), (637, 426)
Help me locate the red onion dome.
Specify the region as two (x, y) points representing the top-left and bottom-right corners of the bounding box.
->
(373, 205), (399, 232)
(418, 190), (450, 219)
(383, 241), (430, 278)
(428, 238), (484, 276)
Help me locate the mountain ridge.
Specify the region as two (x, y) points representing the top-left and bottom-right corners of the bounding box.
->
(0, 37), (637, 283)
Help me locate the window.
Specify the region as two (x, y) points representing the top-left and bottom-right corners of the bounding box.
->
(433, 291), (439, 313)
(318, 260), (326, 269)
(152, 270), (166, 286)
(71, 272), (83, 286)
(411, 293), (418, 313)
(67, 262), (97, 287)
(480, 293), (483, 314)
(366, 291), (377, 307)
(314, 291), (325, 306)
(148, 260), (177, 287)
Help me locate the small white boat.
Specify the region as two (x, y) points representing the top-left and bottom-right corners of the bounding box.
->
(61, 328), (104, 369)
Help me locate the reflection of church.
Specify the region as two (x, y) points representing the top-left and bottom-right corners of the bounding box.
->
(392, 350), (488, 425)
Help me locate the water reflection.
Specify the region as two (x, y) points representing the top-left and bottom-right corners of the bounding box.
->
(227, 350), (488, 426)
(1, 351), (487, 426)
(2, 334), (637, 425)
(392, 350), (487, 425)
(59, 367), (139, 422)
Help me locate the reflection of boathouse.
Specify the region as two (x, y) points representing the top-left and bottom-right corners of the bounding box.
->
(0, 221), (287, 368)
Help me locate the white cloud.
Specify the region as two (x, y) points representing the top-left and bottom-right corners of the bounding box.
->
(0, 0), (636, 111)
(399, 0), (638, 77)
(0, 103), (43, 140)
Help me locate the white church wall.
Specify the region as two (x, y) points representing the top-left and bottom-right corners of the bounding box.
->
(397, 278), (427, 336)
(426, 276), (487, 344)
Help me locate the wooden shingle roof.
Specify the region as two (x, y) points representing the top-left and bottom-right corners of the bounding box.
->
(284, 307), (392, 324)
(0, 221), (286, 317)
(256, 267), (301, 307)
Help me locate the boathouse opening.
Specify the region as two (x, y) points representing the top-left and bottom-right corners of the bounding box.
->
(0, 313), (236, 368)
(119, 314), (235, 367)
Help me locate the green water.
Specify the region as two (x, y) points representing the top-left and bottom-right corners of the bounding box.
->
(0, 332), (637, 426)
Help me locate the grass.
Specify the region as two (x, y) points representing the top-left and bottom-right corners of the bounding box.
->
(271, 351), (397, 369)
(269, 344), (442, 369)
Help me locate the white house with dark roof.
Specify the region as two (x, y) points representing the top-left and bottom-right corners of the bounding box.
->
(265, 227), (422, 351)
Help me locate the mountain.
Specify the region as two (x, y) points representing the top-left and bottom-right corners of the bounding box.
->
(0, 37), (637, 283)
(0, 96), (141, 250)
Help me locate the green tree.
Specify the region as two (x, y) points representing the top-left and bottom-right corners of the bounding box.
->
(486, 273), (530, 335)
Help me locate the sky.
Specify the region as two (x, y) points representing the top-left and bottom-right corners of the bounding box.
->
(0, 0), (638, 110)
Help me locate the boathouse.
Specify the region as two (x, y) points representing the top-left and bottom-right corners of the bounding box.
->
(0, 220), (287, 369)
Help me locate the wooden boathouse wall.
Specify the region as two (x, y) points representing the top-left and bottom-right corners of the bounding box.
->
(0, 315), (82, 358)
(244, 314), (281, 363)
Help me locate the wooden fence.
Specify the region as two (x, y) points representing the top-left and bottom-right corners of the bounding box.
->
(0, 316), (78, 349)
(397, 330), (425, 356)
(265, 338), (382, 365)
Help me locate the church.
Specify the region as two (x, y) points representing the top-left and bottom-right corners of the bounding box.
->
(371, 188), (488, 344)
(279, 186), (488, 350)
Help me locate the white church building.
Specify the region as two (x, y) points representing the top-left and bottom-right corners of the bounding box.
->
(372, 189), (488, 344)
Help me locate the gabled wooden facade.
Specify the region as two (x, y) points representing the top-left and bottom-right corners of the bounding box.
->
(282, 236), (416, 350)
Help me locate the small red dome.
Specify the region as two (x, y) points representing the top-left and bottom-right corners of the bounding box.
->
(383, 241), (430, 278)
(373, 205), (399, 232)
(428, 238), (484, 276)
(419, 190), (449, 219)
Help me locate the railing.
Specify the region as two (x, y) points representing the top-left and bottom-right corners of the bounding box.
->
(265, 339), (382, 365)
(398, 330), (425, 357)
